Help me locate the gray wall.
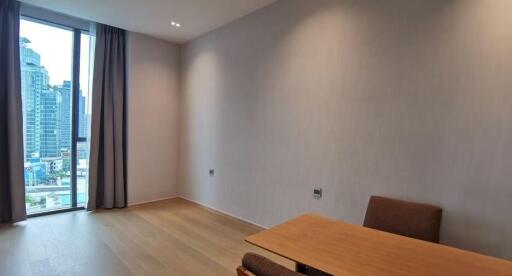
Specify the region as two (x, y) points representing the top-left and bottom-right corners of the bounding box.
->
(127, 32), (180, 205)
(179, 0), (512, 258)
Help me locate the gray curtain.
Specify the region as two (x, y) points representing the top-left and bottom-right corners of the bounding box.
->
(0, 0), (26, 222)
(87, 24), (127, 210)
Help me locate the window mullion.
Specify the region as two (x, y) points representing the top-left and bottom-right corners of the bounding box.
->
(71, 29), (81, 208)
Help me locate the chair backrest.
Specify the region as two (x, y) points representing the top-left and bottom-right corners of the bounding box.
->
(238, 253), (303, 276)
(363, 196), (442, 243)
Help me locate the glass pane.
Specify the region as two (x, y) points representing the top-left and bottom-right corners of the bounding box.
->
(20, 19), (74, 214)
(77, 32), (92, 207)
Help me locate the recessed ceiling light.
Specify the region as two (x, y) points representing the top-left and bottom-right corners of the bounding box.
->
(171, 21), (181, 28)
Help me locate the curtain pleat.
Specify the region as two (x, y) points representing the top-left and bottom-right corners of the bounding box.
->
(0, 0), (26, 222)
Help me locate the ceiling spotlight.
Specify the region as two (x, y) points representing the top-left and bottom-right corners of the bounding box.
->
(171, 21), (181, 27)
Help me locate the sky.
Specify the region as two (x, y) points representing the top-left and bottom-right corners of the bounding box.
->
(20, 19), (92, 113)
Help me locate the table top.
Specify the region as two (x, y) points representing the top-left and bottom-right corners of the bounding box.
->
(246, 214), (512, 276)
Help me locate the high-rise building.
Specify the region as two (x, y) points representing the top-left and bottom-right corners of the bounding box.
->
(39, 89), (59, 157)
(78, 91), (90, 160)
(57, 81), (72, 151)
(20, 37), (53, 160)
(21, 38), (61, 159)
(78, 91), (89, 138)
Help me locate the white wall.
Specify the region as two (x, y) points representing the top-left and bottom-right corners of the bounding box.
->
(127, 32), (180, 205)
(179, 0), (512, 258)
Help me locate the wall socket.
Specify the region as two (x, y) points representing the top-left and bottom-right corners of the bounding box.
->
(313, 188), (322, 199)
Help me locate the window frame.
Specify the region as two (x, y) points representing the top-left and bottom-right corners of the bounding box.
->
(20, 6), (92, 217)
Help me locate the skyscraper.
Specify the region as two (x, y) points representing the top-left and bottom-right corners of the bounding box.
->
(78, 91), (89, 138)
(57, 81), (72, 151)
(39, 89), (59, 157)
(20, 37), (63, 160)
(20, 37), (53, 160)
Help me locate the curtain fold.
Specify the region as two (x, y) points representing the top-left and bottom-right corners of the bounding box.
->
(0, 0), (26, 222)
(87, 23), (127, 210)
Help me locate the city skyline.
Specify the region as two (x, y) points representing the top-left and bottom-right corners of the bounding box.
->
(20, 37), (90, 161)
(20, 18), (93, 114)
(20, 18), (91, 213)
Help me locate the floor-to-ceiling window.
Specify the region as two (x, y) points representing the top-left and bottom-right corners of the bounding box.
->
(20, 17), (92, 215)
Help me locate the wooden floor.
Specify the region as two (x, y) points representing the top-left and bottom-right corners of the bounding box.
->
(0, 198), (292, 276)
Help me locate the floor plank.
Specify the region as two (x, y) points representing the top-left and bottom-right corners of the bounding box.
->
(0, 198), (292, 276)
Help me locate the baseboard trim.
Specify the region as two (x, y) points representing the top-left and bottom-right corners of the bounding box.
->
(178, 195), (268, 230)
(128, 195), (179, 207)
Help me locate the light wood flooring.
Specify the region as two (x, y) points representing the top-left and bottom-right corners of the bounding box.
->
(0, 198), (292, 276)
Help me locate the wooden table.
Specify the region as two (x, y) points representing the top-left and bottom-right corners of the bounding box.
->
(246, 214), (512, 276)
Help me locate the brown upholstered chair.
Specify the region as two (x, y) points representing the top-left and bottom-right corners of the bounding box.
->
(237, 252), (304, 276)
(363, 195), (443, 243)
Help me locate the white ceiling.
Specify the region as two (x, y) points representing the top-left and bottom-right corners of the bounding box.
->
(19, 0), (278, 44)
